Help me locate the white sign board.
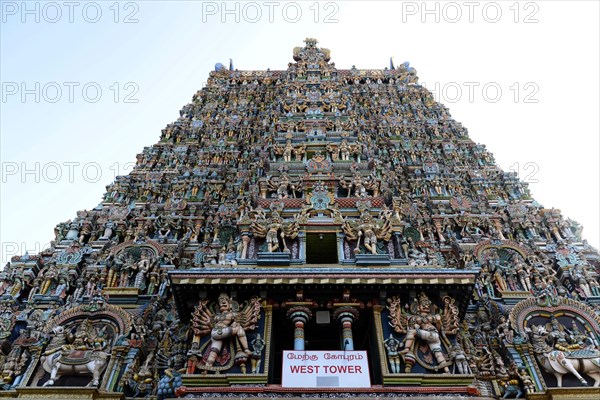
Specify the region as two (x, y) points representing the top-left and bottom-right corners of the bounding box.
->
(282, 350), (371, 388)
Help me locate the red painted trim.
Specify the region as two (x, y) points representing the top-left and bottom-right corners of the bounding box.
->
(177, 385), (473, 395)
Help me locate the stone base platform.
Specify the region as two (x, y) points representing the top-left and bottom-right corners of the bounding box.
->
(257, 252), (291, 266)
(355, 253), (391, 266)
(0, 387), (123, 400)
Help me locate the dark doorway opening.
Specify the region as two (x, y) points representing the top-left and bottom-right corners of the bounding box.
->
(306, 233), (338, 264)
(305, 315), (341, 350)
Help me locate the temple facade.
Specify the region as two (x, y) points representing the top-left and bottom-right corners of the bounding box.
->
(1, 39), (599, 400)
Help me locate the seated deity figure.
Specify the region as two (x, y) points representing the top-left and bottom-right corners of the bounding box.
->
(339, 139), (351, 161)
(548, 317), (580, 352)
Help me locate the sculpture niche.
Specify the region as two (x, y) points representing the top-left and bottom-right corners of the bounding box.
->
(40, 319), (111, 387)
(528, 323), (600, 387)
(250, 210), (299, 253)
(388, 293), (460, 373)
(189, 294), (262, 373)
(343, 208), (393, 255)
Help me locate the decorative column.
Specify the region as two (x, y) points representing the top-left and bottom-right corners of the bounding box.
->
(394, 232), (405, 258)
(298, 230), (306, 263)
(286, 306), (312, 350)
(116, 347), (140, 390)
(283, 290), (317, 351)
(337, 232), (346, 261)
(19, 347), (43, 387)
(102, 345), (130, 391)
(334, 307), (360, 351)
(329, 289), (364, 351)
(241, 233), (251, 259)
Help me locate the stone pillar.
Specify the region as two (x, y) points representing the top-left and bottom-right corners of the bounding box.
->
(241, 233), (251, 259)
(337, 232), (345, 261)
(118, 348), (139, 390)
(298, 230), (306, 262)
(259, 179), (268, 198)
(286, 306), (312, 350)
(339, 315), (354, 350)
(334, 307), (359, 351)
(102, 346), (129, 391)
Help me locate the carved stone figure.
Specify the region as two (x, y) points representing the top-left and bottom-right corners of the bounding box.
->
(250, 210), (298, 253)
(384, 334), (402, 373)
(343, 208), (393, 255)
(528, 324), (600, 387)
(41, 320), (111, 387)
(250, 334), (265, 373)
(388, 293), (459, 373)
(190, 294), (261, 372)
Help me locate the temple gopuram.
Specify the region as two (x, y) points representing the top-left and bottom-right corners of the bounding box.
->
(2, 39), (600, 400)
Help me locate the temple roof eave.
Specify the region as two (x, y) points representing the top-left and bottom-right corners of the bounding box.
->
(168, 267), (479, 287)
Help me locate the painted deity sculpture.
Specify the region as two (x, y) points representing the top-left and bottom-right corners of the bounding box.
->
(190, 294), (262, 372)
(250, 210), (299, 253)
(343, 208), (393, 255)
(388, 293), (459, 373)
(527, 323), (600, 387)
(41, 320), (111, 387)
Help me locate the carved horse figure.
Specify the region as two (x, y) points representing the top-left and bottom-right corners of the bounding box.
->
(40, 326), (111, 387)
(41, 349), (110, 387)
(528, 324), (600, 387)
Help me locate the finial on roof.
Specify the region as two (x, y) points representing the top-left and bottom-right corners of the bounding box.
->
(293, 38), (330, 62)
(304, 38), (318, 47)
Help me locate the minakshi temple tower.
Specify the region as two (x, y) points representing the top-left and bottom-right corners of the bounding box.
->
(1, 39), (599, 400)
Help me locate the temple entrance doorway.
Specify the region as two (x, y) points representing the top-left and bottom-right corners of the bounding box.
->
(306, 233), (338, 264)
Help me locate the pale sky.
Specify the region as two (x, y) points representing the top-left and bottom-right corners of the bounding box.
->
(1, 1), (599, 263)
